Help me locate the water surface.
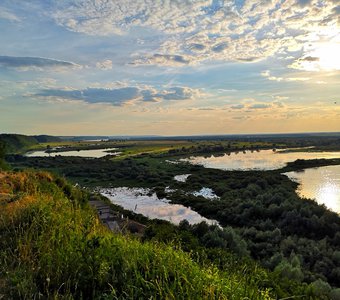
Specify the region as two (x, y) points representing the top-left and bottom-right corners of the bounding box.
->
(26, 148), (120, 158)
(182, 150), (340, 171)
(192, 187), (219, 200)
(174, 174), (191, 182)
(100, 187), (218, 225)
(285, 165), (340, 214)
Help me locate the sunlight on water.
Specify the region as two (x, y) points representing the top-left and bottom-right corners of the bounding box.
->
(182, 150), (340, 170)
(285, 165), (340, 214)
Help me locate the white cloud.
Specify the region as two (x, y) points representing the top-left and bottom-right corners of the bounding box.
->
(0, 7), (21, 22)
(96, 59), (113, 70)
(131, 54), (192, 66)
(261, 70), (310, 82)
(45, 0), (339, 66)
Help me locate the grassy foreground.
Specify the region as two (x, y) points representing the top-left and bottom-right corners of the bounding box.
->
(0, 170), (275, 299)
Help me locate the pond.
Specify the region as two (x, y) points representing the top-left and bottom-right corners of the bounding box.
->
(26, 148), (121, 158)
(100, 187), (218, 225)
(285, 165), (340, 214)
(181, 150), (340, 171)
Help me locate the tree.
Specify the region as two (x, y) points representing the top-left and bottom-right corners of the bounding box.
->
(310, 279), (331, 298)
(0, 141), (8, 170)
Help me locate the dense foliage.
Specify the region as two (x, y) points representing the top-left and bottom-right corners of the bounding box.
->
(0, 134), (60, 153)
(165, 169), (340, 290)
(0, 141), (8, 170)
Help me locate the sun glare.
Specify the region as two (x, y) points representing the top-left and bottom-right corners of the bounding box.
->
(317, 182), (340, 213)
(312, 42), (340, 71)
(297, 42), (340, 72)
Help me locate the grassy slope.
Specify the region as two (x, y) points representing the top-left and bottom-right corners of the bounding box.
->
(0, 134), (38, 153)
(0, 134), (61, 154)
(0, 170), (275, 299)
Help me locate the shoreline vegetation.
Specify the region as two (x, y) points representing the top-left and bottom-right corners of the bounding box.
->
(1, 133), (340, 298)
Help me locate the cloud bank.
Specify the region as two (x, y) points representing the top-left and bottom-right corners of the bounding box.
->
(49, 0), (339, 66)
(35, 85), (202, 106)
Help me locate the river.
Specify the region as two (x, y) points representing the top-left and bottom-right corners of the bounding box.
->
(100, 187), (218, 225)
(181, 149), (340, 171)
(26, 148), (121, 158)
(285, 165), (340, 214)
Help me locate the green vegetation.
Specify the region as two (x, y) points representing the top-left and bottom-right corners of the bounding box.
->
(0, 170), (278, 299)
(165, 169), (340, 289)
(0, 134), (61, 154)
(3, 133), (340, 298)
(279, 158), (340, 172)
(8, 151), (340, 295)
(0, 141), (9, 170)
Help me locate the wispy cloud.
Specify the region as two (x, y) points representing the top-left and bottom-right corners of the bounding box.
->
(0, 7), (21, 22)
(230, 104), (245, 110)
(95, 59), (113, 70)
(261, 70), (310, 82)
(0, 56), (80, 71)
(249, 103), (271, 109)
(229, 100), (286, 111)
(131, 54), (192, 67)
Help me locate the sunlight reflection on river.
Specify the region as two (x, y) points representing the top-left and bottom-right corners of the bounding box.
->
(285, 165), (340, 214)
(182, 150), (340, 170)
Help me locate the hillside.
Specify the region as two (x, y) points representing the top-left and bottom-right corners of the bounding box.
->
(0, 134), (61, 153)
(0, 170), (279, 299)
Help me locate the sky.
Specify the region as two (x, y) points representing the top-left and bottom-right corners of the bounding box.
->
(0, 0), (339, 136)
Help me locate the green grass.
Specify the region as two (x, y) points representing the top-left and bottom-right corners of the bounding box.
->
(0, 170), (275, 299)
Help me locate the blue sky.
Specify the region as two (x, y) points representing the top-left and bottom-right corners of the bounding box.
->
(0, 0), (339, 135)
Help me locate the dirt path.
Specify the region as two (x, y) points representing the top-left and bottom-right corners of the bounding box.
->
(89, 199), (146, 234)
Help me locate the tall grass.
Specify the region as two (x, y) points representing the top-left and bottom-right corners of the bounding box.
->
(0, 170), (274, 299)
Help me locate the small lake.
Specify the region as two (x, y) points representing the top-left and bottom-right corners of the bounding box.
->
(182, 150), (340, 171)
(285, 165), (340, 214)
(26, 148), (120, 158)
(100, 187), (218, 225)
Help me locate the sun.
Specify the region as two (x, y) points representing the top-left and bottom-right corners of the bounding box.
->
(311, 42), (340, 71)
(294, 42), (340, 72)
